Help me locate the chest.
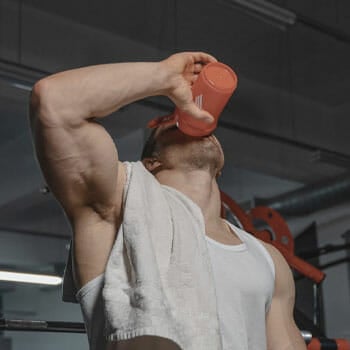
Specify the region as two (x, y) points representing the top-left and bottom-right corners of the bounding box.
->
(206, 240), (274, 307)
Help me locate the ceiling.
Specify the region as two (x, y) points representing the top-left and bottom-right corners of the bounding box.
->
(20, 0), (350, 106)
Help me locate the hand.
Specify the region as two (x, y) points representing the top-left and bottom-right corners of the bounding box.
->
(161, 52), (217, 124)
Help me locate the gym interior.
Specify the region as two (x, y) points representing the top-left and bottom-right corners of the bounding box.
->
(0, 0), (349, 349)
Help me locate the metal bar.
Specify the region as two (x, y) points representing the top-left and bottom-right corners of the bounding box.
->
(300, 330), (312, 345)
(4, 319), (347, 348)
(0, 319), (86, 333)
(0, 318), (316, 343)
(298, 242), (350, 260)
(313, 283), (323, 330)
(318, 257), (350, 271)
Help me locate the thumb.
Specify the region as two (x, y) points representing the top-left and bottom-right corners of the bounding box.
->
(182, 101), (215, 124)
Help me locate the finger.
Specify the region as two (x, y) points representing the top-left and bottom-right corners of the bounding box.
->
(193, 63), (203, 74)
(190, 74), (199, 85)
(190, 52), (217, 64)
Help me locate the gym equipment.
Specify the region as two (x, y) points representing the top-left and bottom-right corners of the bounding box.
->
(0, 318), (85, 333)
(308, 338), (350, 350)
(2, 318), (349, 349)
(220, 190), (350, 349)
(220, 190), (325, 283)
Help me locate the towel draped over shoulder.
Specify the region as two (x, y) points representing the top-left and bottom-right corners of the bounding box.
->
(63, 161), (222, 350)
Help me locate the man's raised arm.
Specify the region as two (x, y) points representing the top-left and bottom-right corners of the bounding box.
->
(29, 52), (217, 220)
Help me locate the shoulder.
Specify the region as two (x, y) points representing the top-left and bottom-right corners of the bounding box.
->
(259, 241), (291, 272)
(260, 241), (295, 297)
(230, 226), (277, 276)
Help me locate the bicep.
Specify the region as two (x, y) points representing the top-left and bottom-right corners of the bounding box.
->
(266, 288), (306, 350)
(30, 109), (123, 218)
(265, 244), (307, 350)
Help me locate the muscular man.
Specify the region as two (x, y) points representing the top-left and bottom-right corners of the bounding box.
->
(29, 52), (306, 350)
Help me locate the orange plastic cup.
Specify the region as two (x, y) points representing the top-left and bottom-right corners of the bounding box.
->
(176, 62), (238, 136)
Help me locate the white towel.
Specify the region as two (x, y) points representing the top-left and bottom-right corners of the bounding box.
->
(63, 161), (222, 349)
(104, 161), (222, 349)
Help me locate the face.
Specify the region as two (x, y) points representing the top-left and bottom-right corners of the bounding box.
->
(143, 124), (225, 177)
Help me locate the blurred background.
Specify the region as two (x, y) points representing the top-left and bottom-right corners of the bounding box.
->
(0, 0), (349, 348)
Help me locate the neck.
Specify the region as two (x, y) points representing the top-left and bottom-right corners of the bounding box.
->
(155, 168), (222, 228)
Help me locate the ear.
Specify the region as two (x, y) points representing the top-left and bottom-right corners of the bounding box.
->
(142, 158), (162, 172)
(216, 170), (222, 179)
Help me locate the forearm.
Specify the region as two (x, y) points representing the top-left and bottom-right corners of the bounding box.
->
(279, 339), (307, 350)
(31, 61), (169, 124)
(268, 330), (307, 350)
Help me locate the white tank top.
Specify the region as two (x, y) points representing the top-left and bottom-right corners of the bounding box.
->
(206, 222), (275, 350)
(76, 222), (275, 350)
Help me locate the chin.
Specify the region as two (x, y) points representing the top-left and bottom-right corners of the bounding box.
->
(158, 129), (224, 175)
(180, 137), (224, 176)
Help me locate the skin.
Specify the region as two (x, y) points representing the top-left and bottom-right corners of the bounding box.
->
(29, 52), (306, 349)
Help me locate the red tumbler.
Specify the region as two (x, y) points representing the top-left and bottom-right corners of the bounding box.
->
(175, 62), (238, 136)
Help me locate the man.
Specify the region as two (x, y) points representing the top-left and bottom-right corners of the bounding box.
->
(29, 52), (306, 350)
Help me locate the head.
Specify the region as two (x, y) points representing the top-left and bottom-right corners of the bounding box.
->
(141, 124), (224, 178)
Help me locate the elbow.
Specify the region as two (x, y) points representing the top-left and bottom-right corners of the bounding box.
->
(30, 80), (44, 117)
(30, 78), (86, 127)
(30, 78), (57, 125)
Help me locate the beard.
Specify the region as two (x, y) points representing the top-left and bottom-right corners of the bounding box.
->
(185, 137), (222, 171)
(159, 132), (224, 176)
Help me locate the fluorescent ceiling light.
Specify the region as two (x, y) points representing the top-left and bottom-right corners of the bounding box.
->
(220, 0), (296, 30)
(0, 74), (33, 91)
(11, 82), (33, 91)
(0, 271), (62, 286)
(0, 59), (44, 91)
